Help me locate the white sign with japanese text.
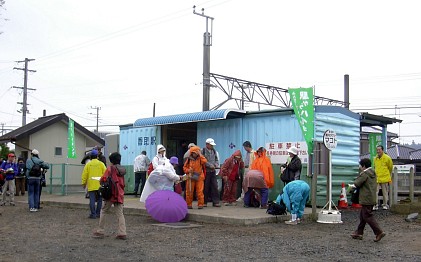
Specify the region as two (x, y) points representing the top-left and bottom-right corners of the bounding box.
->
(265, 141), (308, 164)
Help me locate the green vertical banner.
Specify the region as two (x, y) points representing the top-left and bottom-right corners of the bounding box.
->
(289, 87), (314, 154)
(369, 133), (382, 166)
(67, 118), (77, 159)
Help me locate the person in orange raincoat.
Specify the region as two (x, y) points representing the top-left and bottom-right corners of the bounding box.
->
(183, 146), (207, 209)
(245, 147), (274, 208)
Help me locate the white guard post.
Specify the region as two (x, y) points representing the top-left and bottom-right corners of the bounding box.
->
(317, 130), (343, 224)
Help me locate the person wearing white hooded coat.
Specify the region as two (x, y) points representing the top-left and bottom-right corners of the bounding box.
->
(140, 144), (183, 202)
(151, 144), (168, 169)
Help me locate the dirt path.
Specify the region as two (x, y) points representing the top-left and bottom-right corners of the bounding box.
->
(0, 203), (420, 261)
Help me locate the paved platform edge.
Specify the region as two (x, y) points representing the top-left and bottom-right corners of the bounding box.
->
(42, 200), (300, 225)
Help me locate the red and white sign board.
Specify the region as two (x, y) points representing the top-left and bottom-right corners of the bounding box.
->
(265, 141), (308, 164)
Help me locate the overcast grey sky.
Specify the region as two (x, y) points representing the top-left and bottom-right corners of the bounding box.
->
(1, 0), (420, 144)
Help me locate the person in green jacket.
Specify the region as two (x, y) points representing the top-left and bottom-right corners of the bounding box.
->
(373, 145), (393, 210)
(351, 158), (386, 242)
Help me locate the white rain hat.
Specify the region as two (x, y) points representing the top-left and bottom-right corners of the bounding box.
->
(287, 146), (298, 155)
(32, 149), (39, 155)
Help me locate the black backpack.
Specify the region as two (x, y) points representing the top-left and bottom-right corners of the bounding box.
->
(99, 166), (120, 200)
(266, 200), (287, 216)
(29, 160), (42, 177)
(99, 176), (114, 200)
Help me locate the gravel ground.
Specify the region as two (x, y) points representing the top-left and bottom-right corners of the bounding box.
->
(0, 202), (420, 262)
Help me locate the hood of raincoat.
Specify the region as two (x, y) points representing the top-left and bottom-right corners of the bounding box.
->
(232, 150), (242, 158)
(114, 164), (126, 177)
(157, 144), (166, 157)
(189, 146), (201, 155)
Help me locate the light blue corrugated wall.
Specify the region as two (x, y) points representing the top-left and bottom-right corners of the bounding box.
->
(119, 126), (161, 166)
(197, 118), (243, 162)
(242, 112), (309, 199)
(314, 109), (360, 206)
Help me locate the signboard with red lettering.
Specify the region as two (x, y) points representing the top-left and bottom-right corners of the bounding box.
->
(265, 141), (308, 164)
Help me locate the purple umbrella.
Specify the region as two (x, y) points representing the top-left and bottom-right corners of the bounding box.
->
(145, 190), (188, 223)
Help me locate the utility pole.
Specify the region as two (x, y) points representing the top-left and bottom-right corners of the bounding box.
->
(13, 58), (36, 126)
(193, 6), (214, 111)
(90, 106), (101, 133)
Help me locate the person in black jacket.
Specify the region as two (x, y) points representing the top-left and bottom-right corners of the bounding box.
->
(280, 146), (302, 185)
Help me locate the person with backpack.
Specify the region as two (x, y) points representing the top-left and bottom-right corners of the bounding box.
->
(0, 153), (18, 206)
(276, 180), (310, 225)
(202, 138), (221, 207)
(81, 149), (106, 219)
(93, 152), (127, 240)
(26, 149), (49, 212)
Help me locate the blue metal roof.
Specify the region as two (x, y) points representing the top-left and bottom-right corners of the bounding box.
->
(133, 109), (246, 127)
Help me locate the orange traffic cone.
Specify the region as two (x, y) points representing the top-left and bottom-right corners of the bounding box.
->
(338, 182), (348, 209)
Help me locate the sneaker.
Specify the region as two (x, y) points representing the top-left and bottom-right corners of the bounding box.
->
(93, 231), (105, 239)
(30, 208), (36, 212)
(236, 197), (244, 202)
(351, 233), (363, 240)
(374, 232), (386, 242)
(115, 235), (127, 240)
(382, 205), (389, 210)
(33, 209), (38, 212)
(372, 205), (379, 211)
(285, 220), (298, 225)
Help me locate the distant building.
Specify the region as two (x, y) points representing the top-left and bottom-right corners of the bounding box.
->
(0, 113), (104, 165)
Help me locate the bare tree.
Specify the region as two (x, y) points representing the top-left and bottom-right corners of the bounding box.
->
(0, 0), (6, 35)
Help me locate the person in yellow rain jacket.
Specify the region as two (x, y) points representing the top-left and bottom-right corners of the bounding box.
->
(373, 145), (393, 210)
(81, 149), (106, 219)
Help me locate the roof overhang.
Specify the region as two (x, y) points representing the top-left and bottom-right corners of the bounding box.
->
(133, 109), (246, 128)
(359, 112), (402, 127)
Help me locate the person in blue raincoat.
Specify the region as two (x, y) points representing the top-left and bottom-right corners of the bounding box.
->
(276, 180), (310, 225)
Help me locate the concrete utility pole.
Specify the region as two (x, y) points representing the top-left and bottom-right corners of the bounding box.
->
(13, 58), (36, 126)
(193, 6), (214, 111)
(90, 106), (101, 133)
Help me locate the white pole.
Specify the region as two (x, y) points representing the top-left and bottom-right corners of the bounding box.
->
(328, 150), (332, 210)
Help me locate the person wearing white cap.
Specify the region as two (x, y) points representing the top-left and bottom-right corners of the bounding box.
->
(26, 149), (49, 212)
(202, 138), (221, 207)
(183, 143), (196, 164)
(280, 146), (302, 185)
